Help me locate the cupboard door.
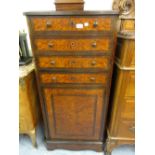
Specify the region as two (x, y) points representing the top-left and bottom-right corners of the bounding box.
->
(43, 87), (105, 140)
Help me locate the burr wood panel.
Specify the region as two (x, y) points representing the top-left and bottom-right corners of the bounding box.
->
(31, 17), (112, 32)
(40, 73), (107, 84)
(34, 38), (110, 52)
(43, 87), (105, 140)
(37, 56), (110, 69)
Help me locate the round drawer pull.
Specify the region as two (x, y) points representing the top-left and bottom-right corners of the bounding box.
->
(91, 60), (96, 66)
(93, 21), (98, 27)
(48, 43), (54, 48)
(50, 60), (55, 65)
(51, 77), (57, 81)
(89, 77), (96, 81)
(46, 21), (52, 27)
(92, 42), (97, 48)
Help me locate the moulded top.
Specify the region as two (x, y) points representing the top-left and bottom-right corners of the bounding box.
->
(24, 10), (119, 16)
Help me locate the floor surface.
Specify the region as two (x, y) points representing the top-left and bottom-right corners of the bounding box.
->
(19, 125), (135, 155)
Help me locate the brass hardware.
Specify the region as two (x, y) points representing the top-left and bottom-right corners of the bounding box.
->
(90, 77), (96, 81)
(50, 60), (55, 65)
(46, 21), (52, 27)
(91, 60), (96, 66)
(92, 42), (97, 48)
(51, 77), (56, 81)
(93, 21), (98, 27)
(48, 43), (54, 48)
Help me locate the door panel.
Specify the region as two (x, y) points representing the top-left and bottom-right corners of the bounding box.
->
(43, 87), (105, 140)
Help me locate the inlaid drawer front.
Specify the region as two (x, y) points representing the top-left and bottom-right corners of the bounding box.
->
(117, 119), (135, 139)
(34, 38), (110, 52)
(37, 56), (110, 69)
(40, 73), (107, 84)
(31, 17), (112, 32)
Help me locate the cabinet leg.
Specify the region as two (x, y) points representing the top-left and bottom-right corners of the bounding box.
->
(105, 151), (111, 155)
(28, 128), (37, 147)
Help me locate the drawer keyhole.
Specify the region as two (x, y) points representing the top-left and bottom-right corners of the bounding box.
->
(70, 42), (76, 47)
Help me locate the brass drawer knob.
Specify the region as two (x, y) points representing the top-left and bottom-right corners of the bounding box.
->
(90, 77), (96, 81)
(91, 60), (96, 66)
(46, 21), (52, 27)
(50, 60), (55, 65)
(93, 21), (98, 27)
(51, 77), (57, 81)
(92, 42), (97, 48)
(48, 43), (54, 48)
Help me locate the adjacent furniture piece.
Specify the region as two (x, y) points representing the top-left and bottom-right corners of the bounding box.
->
(54, 0), (84, 11)
(105, 34), (135, 154)
(19, 62), (40, 147)
(105, 0), (135, 154)
(24, 11), (118, 151)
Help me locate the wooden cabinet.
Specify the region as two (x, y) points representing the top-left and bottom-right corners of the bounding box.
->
(24, 11), (118, 151)
(105, 36), (135, 154)
(19, 63), (40, 147)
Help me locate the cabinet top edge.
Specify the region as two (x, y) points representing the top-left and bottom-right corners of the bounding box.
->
(23, 10), (119, 16)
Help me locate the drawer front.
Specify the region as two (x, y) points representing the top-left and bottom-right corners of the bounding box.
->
(30, 17), (112, 32)
(40, 73), (107, 84)
(117, 119), (135, 139)
(37, 56), (111, 70)
(34, 38), (111, 52)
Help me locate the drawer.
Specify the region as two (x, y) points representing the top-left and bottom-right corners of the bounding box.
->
(34, 38), (111, 52)
(37, 56), (111, 70)
(30, 16), (112, 32)
(117, 119), (135, 139)
(40, 73), (107, 84)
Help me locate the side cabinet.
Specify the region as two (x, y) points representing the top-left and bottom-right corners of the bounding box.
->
(106, 36), (135, 154)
